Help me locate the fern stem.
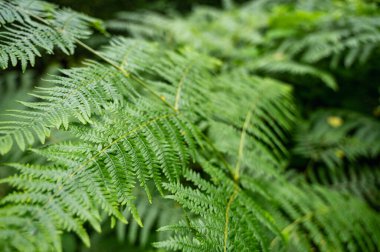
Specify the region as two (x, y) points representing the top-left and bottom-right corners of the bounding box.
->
(270, 206), (330, 248)
(223, 109), (253, 251)
(129, 74), (177, 111)
(234, 110), (252, 181)
(223, 183), (239, 252)
(74, 39), (126, 72)
(174, 62), (194, 111)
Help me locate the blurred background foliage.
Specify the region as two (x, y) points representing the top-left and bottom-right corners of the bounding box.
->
(1, 0), (380, 251)
(49, 0), (250, 17)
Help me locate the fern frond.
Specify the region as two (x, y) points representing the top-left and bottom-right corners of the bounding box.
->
(116, 187), (183, 246)
(248, 54), (337, 90)
(156, 162), (281, 252)
(0, 0), (103, 70)
(0, 38), (215, 155)
(279, 15), (380, 68)
(205, 71), (297, 170)
(270, 179), (380, 251)
(294, 110), (380, 169)
(1, 1), (379, 251)
(0, 101), (198, 251)
(109, 5), (338, 90)
(158, 162), (380, 251)
(108, 6), (264, 57)
(0, 62), (136, 154)
(307, 165), (380, 208)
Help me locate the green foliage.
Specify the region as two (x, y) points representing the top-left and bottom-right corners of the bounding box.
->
(0, 0), (380, 251)
(293, 110), (380, 208)
(0, 101), (198, 251)
(0, 62), (129, 154)
(269, 178), (380, 252)
(108, 2), (338, 89)
(0, 0), (104, 71)
(117, 189), (183, 246)
(157, 163), (380, 251)
(294, 110), (380, 169)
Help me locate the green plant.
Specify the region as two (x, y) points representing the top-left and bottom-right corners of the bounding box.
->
(0, 0), (379, 251)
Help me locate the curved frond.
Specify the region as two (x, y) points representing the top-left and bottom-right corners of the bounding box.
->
(0, 62), (136, 154)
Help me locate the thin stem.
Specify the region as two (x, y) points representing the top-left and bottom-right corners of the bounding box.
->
(129, 74), (176, 110)
(223, 184), (239, 252)
(270, 206), (330, 248)
(174, 63), (193, 111)
(223, 109), (253, 251)
(234, 110), (253, 181)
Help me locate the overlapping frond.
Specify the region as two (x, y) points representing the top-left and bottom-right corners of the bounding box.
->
(291, 110), (380, 209)
(307, 165), (380, 208)
(248, 55), (337, 90)
(0, 101), (199, 251)
(0, 37), (217, 155)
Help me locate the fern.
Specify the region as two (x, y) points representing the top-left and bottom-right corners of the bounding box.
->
(116, 188), (183, 246)
(157, 161), (380, 251)
(1, 0), (380, 251)
(0, 0), (104, 71)
(306, 165), (380, 208)
(0, 61), (134, 154)
(0, 17), (209, 249)
(204, 71), (297, 175)
(0, 37), (214, 154)
(281, 17), (380, 67)
(0, 101), (198, 251)
(0, 38), (154, 154)
(108, 4), (337, 89)
(272, 3), (380, 68)
(294, 110), (380, 169)
(247, 54), (337, 90)
(155, 162), (281, 252)
(269, 178), (380, 251)
(291, 110), (380, 209)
